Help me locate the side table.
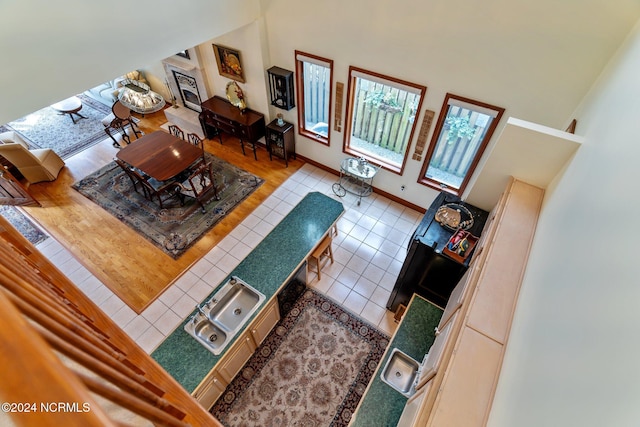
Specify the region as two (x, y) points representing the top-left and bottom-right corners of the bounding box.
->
(51, 96), (86, 124)
(332, 157), (379, 205)
(266, 119), (296, 167)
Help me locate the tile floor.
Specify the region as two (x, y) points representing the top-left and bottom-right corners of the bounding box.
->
(35, 163), (424, 353)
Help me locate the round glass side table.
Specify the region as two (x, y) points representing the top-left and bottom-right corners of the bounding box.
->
(332, 157), (379, 205)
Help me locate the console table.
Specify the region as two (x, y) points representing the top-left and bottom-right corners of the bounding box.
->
(199, 96), (266, 160)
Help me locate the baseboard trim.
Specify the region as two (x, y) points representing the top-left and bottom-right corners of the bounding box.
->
(296, 154), (426, 214)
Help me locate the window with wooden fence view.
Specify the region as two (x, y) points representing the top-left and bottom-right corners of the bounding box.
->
(418, 94), (504, 194)
(295, 51), (333, 145)
(344, 67), (426, 174)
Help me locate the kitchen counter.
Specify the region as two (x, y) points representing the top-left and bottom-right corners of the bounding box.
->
(350, 295), (443, 427)
(151, 191), (344, 392)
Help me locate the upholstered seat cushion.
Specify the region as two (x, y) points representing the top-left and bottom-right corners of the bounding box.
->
(101, 113), (115, 127)
(180, 175), (212, 198)
(0, 131), (30, 149)
(0, 141), (65, 184)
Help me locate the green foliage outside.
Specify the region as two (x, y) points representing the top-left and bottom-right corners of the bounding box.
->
(445, 116), (476, 143)
(364, 91), (401, 112)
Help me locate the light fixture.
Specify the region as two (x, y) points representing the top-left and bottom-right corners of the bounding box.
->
(118, 79), (166, 115)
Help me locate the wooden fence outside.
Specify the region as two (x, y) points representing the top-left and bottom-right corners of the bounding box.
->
(428, 106), (489, 179)
(300, 62), (331, 127)
(301, 69), (486, 181)
(351, 80), (420, 154)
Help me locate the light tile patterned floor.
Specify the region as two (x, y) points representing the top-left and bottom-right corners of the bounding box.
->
(36, 164), (424, 353)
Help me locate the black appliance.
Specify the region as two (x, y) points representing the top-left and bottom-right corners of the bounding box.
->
(277, 262), (307, 315)
(386, 192), (488, 311)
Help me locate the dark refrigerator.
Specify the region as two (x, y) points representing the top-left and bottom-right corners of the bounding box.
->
(386, 191), (489, 311)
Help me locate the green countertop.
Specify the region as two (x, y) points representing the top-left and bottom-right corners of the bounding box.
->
(350, 296), (443, 427)
(151, 191), (344, 392)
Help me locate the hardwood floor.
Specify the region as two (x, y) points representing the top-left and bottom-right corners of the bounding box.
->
(22, 108), (303, 313)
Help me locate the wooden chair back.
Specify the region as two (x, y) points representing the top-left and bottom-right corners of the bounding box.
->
(128, 168), (180, 209)
(179, 160), (218, 213)
(187, 133), (205, 160)
(104, 101), (142, 146)
(114, 158), (143, 195)
(168, 125), (185, 140)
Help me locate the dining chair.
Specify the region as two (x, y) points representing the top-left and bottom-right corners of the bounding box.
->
(114, 158), (145, 195)
(128, 168), (181, 209)
(178, 159), (218, 213)
(102, 101), (142, 148)
(187, 133), (206, 160)
(168, 125), (185, 140)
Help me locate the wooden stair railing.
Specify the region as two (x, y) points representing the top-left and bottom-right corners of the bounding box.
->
(0, 289), (114, 427)
(0, 214), (222, 426)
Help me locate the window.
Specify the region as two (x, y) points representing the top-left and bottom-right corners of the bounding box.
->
(343, 66), (426, 174)
(295, 51), (333, 145)
(418, 94), (504, 194)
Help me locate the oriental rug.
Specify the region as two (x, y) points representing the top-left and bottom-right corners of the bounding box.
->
(211, 289), (390, 427)
(0, 205), (48, 245)
(72, 153), (263, 259)
(0, 94), (113, 159)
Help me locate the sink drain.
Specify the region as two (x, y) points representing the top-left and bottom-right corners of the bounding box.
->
(234, 308), (242, 315)
(395, 371), (402, 377)
(209, 334), (218, 342)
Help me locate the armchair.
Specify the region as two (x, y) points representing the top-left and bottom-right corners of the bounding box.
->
(0, 131), (65, 184)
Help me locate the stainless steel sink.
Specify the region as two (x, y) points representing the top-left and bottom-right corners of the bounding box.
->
(184, 276), (265, 355)
(184, 316), (228, 354)
(208, 277), (265, 334)
(380, 348), (420, 397)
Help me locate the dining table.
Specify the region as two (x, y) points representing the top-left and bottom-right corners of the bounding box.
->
(116, 130), (203, 181)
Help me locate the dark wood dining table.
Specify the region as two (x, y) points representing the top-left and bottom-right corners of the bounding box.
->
(116, 130), (203, 181)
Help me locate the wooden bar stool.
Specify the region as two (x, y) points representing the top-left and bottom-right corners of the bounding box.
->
(309, 234), (334, 281)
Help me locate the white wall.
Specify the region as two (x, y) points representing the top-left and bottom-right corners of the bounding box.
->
(0, 0), (262, 124)
(3, 2), (640, 422)
(196, 20), (271, 118)
(489, 19), (640, 427)
(2, 0), (638, 209)
(467, 117), (583, 211)
(259, 0), (639, 209)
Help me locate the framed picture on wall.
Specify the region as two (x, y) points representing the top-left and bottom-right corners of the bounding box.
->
(212, 44), (245, 83)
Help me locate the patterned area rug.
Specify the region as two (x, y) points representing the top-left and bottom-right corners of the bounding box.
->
(0, 205), (48, 245)
(72, 153), (263, 259)
(211, 289), (390, 427)
(0, 94), (112, 159)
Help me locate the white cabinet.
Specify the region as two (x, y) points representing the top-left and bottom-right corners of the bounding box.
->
(217, 331), (256, 383)
(417, 311), (458, 391)
(250, 298), (280, 347)
(191, 295), (283, 410)
(397, 379), (433, 427)
(395, 178), (544, 427)
(193, 370), (226, 411)
(428, 327), (503, 426)
(213, 297), (282, 385)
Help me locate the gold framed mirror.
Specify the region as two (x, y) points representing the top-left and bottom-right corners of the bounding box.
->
(225, 81), (246, 112)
